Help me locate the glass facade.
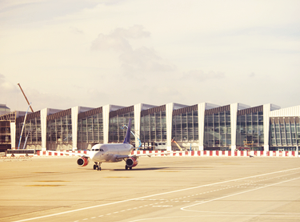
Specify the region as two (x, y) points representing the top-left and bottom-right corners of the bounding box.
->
(16, 112), (41, 147)
(269, 117), (300, 149)
(140, 107), (166, 143)
(8, 104), (300, 152)
(204, 107), (231, 149)
(47, 114), (72, 144)
(109, 112), (134, 143)
(78, 113), (103, 144)
(236, 109), (264, 149)
(0, 121), (10, 145)
(172, 106), (198, 142)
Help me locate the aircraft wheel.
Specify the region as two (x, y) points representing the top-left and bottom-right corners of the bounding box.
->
(93, 165), (97, 170)
(129, 167), (132, 170)
(125, 165), (128, 170)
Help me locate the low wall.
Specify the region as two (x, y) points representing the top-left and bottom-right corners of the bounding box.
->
(31, 150), (299, 157)
(131, 150), (298, 157)
(36, 150), (88, 157)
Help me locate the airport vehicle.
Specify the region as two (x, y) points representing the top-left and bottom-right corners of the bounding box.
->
(171, 138), (183, 151)
(77, 119), (166, 171)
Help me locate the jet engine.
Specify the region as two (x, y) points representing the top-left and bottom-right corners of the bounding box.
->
(77, 157), (89, 167)
(126, 157), (138, 168)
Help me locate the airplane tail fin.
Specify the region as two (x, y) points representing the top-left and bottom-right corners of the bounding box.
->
(123, 118), (132, 144)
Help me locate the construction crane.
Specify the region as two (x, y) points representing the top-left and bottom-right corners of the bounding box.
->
(17, 104), (31, 149)
(17, 83), (34, 113)
(17, 83), (34, 149)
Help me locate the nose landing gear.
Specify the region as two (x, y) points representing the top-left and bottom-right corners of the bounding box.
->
(93, 162), (102, 171)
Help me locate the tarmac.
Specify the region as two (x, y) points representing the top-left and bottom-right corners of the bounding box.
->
(0, 156), (300, 222)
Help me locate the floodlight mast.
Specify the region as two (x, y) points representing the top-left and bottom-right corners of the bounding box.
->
(17, 83), (34, 113)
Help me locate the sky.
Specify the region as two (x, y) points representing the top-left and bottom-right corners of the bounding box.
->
(0, 0), (299, 112)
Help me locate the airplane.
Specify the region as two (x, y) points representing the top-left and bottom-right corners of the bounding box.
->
(76, 118), (167, 171)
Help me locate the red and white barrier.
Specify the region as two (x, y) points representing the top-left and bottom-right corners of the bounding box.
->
(132, 150), (298, 157)
(33, 150), (298, 157)
(36, 150), (88, 157)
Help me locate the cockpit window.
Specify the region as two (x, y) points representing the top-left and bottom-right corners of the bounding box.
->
(95, 149), (99, 151)
(100, 149), (104, 152)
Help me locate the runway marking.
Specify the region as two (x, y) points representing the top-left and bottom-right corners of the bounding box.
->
(181, 176), (300, 212)
(74, 173), (300, 222)
(14, 167), (300, 222)
(128, 213), (300, 222)
(25, 185), (65, 187)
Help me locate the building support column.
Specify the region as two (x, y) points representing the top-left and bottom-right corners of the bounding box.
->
(230, 103), (238, 152)
(198, 103), (206, 151)
(263, 104), (271, 152)
(10, 122), (16, 149)
(103, 105), (111, 144)
(166, 103), (174, 151)
(134, 104), (142, 148)
(40, 108), (48, 151)
(71, 107), (79, 151)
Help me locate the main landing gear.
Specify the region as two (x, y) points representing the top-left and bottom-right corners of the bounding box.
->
(125, 165), (132, 170)
(93, 162), (102, 171)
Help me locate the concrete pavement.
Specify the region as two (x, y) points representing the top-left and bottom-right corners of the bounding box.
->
(0, 156), (299, 222)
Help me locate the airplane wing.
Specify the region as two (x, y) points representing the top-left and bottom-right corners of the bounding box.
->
(65, 152), (90, 158)
(115, 152), (171, 160)
(115, 155), (130, 160)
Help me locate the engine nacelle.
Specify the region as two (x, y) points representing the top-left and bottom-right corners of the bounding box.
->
(77, 157), (89, 167)
(126, 157), (138, 168)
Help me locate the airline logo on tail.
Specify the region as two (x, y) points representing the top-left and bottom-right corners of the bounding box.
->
(123, 118), (132, 144)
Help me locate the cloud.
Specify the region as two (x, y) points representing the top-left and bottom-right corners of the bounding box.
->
(69, 26), (84, 34)
(0, 0), (46, 11)
(0, 0), (100, 26)
(91, 25), (150, 51)
(91, 25), (175, 75)
(0, 73), (76, 111)
(0, 74), (19, 93)
(113, 25), (151, 39)
(249, 72), (255, 77)
(24, 88), (76, 110)
(120, 47), (176, 75)
(182, 70), (225, 82)
(0, 74), (23, 110)
(95, 0), (128, 6)
(91, 33), (132, 51)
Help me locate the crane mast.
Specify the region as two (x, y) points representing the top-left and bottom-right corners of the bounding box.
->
(17, 83), (34, 149)
(17, 83), (34, 113)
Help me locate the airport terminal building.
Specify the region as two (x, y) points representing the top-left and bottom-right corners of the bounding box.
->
(1, 102), (300, 152)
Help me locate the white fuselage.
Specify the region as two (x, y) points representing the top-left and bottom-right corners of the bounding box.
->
(89, 143), (133, 162)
